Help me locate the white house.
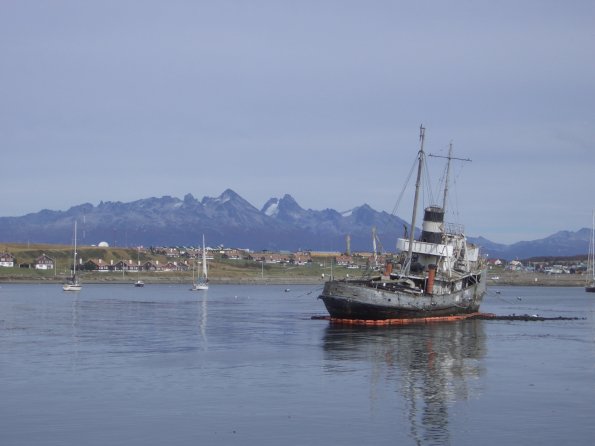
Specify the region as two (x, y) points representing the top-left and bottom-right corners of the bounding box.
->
(34, 254), (55, 270)
(506, 260), (523, 271)
(0, 252), (15, 267)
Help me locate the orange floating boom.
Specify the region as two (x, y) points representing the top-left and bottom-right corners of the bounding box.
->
(329, 312), (487, 326)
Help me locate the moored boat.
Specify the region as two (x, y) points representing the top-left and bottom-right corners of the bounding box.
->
(63, 220), (82, 292)
(62, 279), (82, 292)
(191, 234), (209, 291)
(133, 248), (144, 287)
(319, 126), (487, 320)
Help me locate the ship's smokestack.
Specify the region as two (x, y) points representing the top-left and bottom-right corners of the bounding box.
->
(420, 206), (444, 244)
(426, 264), (437, 294)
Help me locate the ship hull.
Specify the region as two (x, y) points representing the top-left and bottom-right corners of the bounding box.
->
(319, 272), (486, 320)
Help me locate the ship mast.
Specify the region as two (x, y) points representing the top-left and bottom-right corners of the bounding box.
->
(442, 143), (453, 211)
(405, 125), (426, 274)
(429, 143), (471, 214)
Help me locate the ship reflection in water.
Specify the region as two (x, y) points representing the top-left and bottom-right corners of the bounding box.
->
(323, 320), (486, 444)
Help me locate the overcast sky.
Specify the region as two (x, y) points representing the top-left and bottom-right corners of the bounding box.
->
(1, 0), (594, 245)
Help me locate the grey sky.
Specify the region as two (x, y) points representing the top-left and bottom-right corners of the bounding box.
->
(2, 0), (594, 245)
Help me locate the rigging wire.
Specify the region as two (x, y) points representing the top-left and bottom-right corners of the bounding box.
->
(421, 155), (435, 210)
(390, 153), (418, 217)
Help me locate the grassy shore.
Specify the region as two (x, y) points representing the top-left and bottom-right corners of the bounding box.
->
(0, 264), (588, 287)
(487, 270), (587, 287)
(0, 243), (334, 285)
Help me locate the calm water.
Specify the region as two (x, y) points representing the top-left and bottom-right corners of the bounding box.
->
(1, 283), (594, 445)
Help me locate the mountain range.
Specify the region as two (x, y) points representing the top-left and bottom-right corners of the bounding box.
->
(0, 189), (589, 260)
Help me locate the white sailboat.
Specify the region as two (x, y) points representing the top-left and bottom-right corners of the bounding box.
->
(586, 210), (595, 293)
(191, 234), (209, 291)
(63, 220), (82, 291)
(134, 247), (144, 287)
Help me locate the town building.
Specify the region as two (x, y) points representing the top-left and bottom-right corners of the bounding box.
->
(34, 254), (55, 270)
(0, 252), (15, 267)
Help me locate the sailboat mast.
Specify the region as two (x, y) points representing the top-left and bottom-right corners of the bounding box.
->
(202, 234), (208, 278)
(405, 125), (426, 273)
(372, 227), (378, 268)
(73, 220), (77, 276)
(591, 210), (595, 282)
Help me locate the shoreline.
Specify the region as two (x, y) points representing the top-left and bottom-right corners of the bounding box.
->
(0, 271), (588, 287)
(487, 271), (587, 287)
(0, 276), (327, 286)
